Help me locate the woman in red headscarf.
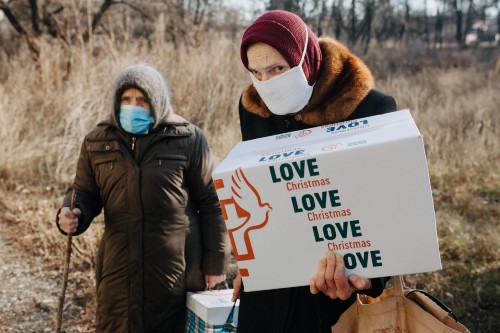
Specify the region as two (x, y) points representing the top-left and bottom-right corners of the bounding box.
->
(234, 10), (397, 333)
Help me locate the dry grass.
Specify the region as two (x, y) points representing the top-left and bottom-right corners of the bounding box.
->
(0, 29), (498, 332)
(381, 64), (499, 332)
(0, 31), (246, 184)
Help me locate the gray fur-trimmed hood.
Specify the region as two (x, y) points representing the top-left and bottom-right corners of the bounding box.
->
(110, 63), (172, 129)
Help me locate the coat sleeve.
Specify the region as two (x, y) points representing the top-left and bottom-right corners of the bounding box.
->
(186, 126), (231, 276)
(55, 138), (103, 236)
(347, 89), (397, 120)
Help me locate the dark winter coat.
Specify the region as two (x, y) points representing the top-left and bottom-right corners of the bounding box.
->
(57, 64), (230, 333)
(237, 37), (397, 333)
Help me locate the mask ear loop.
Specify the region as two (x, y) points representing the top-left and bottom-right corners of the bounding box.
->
(292, 23), (314, 114)
(298, 23), (309, 67)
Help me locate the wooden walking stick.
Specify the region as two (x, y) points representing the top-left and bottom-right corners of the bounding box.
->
(55, 189), (76, 333)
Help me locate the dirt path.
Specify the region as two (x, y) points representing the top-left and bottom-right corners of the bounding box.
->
(0, 184), (96, 333)
(0, 223), (58, 333)
(0, 220), (94, 333)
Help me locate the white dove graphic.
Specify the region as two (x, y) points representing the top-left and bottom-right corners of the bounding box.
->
(230, 167), (272, 261)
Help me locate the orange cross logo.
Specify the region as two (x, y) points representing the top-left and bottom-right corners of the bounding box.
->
(214, 167), (272, 277)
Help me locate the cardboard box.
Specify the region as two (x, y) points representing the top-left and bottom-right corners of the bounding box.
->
(212, 109), (442, 292)
(186, 290), (239, 326)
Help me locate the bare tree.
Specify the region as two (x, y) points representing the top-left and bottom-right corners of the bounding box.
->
(403, 0), (411, 43)
(268, 0), (304, 14)
(314, 0), (328, 36)
(497, 0), (500, 35)
(41, 2), (65, 40)
(29, 0), (41, 35)
(360, 0), (375, 53)
(0, 1), (40, 60)
(464, 0), (475, 39)
(434, 0), (446, 48)
(330, 0), (345, 39)
(348, 0), (357, 45)
(82, 0), (115, 43)
(453, 0), (465, 46)
(82, 0), (151, 43)
(423, 0), (430, 45)
(4, 0), (498, 62)
(269, 0), (286, 9)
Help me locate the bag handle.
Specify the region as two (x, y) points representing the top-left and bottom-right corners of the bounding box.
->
(225, 302), (237, 324)
(394, 275), (459, 322)
(406, 288), (459, 322)
(392, 275), (405, 297)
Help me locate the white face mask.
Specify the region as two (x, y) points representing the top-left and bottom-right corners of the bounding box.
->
(250, 23), (314, 116)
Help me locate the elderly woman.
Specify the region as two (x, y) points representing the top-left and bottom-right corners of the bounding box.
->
(57, 63), (230, 333)
(233, 10), (397, 333)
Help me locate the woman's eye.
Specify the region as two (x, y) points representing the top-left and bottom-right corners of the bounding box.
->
(271, 66), (285, 75)
(252, 71), (262, 80)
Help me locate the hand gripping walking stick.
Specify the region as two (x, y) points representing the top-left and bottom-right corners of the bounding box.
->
(55, 189), (76, 333)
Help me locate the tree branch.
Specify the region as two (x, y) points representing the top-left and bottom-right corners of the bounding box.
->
(29, 0), (41, 35)
(0, 1), (40, 61)
(114, 0), (152, 20)
(82, 0), (151, 43)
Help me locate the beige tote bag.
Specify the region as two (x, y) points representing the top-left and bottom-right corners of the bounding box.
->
(332, 276), (470, 333)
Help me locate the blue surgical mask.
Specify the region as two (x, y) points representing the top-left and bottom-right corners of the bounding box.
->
(119, 105), (154, 135)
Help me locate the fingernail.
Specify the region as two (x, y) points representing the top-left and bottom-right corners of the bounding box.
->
(326, 252), (334, 261)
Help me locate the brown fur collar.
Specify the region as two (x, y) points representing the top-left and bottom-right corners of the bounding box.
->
(241, 37), (375, 125)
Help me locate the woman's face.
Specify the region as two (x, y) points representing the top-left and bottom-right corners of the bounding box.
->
(120, 87), (151, 110)
(247, 43), (291, 81)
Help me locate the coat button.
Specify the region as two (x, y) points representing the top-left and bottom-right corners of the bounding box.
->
(105, 145), (110, 150)
(87, 145), (91, 150)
